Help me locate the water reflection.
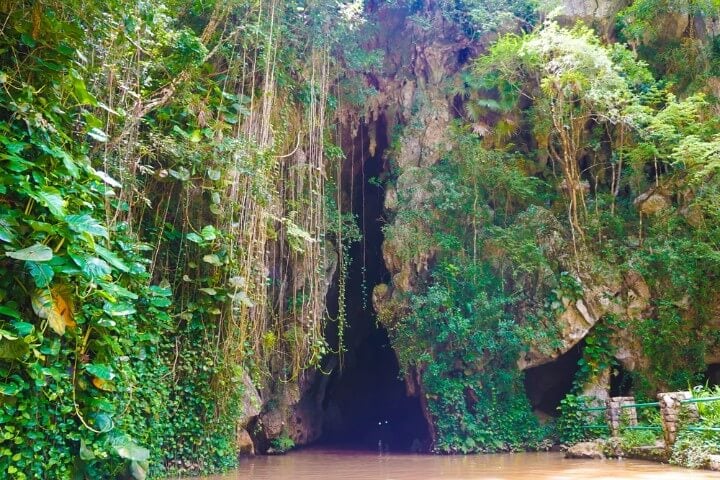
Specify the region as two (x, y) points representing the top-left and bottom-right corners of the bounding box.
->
(187, 448), (720, 479)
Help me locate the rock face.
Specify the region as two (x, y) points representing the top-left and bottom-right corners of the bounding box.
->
(557, 0), (629, 38)
(237, 428), (255, 455)
(234, 371), (262, 455)
(239, 371), (262, 430)
(337, 4), (489, 323)
(251, 0), (720, 457)
(344, 3), (663, 375)
(582, 369), (611, 403)
(251, 365), (335, 453)
(518, 268), (651, 371)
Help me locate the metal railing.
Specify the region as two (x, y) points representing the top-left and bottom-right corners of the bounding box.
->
(679, 396), (720, 433)
(579, 399), (661, 435)
(577, 394), (720, 438)
(577, 400), (610, 432)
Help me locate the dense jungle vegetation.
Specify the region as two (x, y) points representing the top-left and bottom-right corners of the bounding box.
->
(0, 0), (367, 477)
(385, 19), (720, 455)
(1, 0), (720, 477)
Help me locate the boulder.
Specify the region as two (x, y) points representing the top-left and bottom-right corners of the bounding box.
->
(634, 190), (669, 215)
(259, 409), (285, 438)
(239, 371), (261, 429)
(237, 428), (255, 455)
(566, 440), (606, 459)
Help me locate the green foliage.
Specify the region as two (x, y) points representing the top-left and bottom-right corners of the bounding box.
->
(671, 433), (718, 469)
(618, 0), (720, 43)
(388, 10), (720, 456)
(386, 127), (558, 452)
(617, 0), (720, 88)
(619, 428), (659, 450)
(670, 386), (720, 468)
(476, 19), (720, 402)
(269, 434), (296, 453)
(436, 0), (537, 38)
(0, 1), (180, 476)
(556, 395), (602, 444)
(394, 261), (547, 452)
(3, 0), (720, 471)
(0, 0), (364, 476)
(574, 317), (620, 391)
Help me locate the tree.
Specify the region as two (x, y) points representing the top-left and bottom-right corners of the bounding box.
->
(476, 21), (652, 261)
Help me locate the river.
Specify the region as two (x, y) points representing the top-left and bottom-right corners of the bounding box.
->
(188, 448), (720, 479)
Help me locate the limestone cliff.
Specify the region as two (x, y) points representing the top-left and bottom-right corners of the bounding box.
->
(252, 0), (720, 453)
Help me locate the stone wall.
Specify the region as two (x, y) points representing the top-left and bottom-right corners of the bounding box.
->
(657, 391), (699, 449)
(594, 392), (701, 450)
(605, 396), (637, 437)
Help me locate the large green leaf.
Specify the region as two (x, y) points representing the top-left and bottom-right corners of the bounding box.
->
(69, 68), (99, 106)
(202, 254), (222, 266)
(111, 436), (149, 462)
(91, 169), (122, 188)
(98, 281), (138, 300)
(168, 167), (190, 181)
(26, 261), (54, 288)
(103, 301), (136, 317)
(0, 218), (16, 243)
(79, 440), (95, 461)
(230, 290), (254, 308)
(84, 363), (115, 381)
(87, 127), (109, 142)
(149, 285), (172, 297)
(12, 321), (34, 337)
(149, 297), (172, 308)
(41, 143), (79, 178)
(2, 154), (32, 172)
(91, 413), (113, 432)
(0, 339), (29, 360)
(6, 244), (53, 262)
(206, 168), (220, 180)
(0, 305), (21, 320)
(186, 232), (204, 244)
(201, 225), (218, 241)
(54, 146), (79, 178)
(27, 220), (57, 234)
(65, 214), (108, 239)
(33, 187), (67, 218)
(82, 257), (112, 279)
(0, 382), (22, 396)
(95, 244), (129, 272)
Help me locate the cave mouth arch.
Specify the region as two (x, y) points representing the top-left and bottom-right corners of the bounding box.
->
(523, 341), (584, 418)
(319, 115), (430, 452)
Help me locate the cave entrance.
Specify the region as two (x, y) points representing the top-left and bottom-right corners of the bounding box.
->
(523, 342), (584, 419)
(320, 116), (430, 452)
(610, 362), (633, 396)
(705, 363), (720, 387)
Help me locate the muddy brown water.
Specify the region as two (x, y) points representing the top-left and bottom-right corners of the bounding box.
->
(186, 448), (720, 479)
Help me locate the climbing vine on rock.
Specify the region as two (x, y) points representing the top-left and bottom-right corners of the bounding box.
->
(0, 0), (364, 476)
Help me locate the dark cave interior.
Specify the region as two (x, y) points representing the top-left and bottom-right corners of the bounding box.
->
(705, 363), (720, 387)
(523, 341), (584, 417)
(319, 117), (430, 452)
(610, 362), (633, 397)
